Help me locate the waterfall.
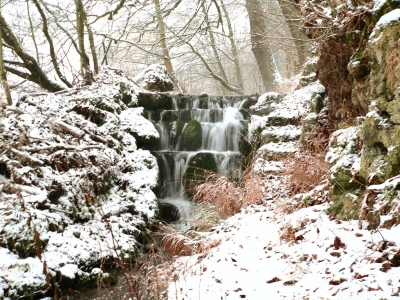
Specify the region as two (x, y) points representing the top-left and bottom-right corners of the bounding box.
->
(148, 95), (248, 223)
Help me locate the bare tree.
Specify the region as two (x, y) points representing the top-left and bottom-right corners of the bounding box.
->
(0, 12), (65, 92)
(277, 0), (309, 69)
(0, 0), (12, 105)
(246, 0), (279, 92)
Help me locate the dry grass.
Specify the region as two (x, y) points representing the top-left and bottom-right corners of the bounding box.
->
(284, 151), (328, 197)
(158, 224), (220, 257)
(193, 174), (242, 218)
(240, 164), (266, 206)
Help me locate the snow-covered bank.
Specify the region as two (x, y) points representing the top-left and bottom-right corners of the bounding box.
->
(0, 67), (161, 298)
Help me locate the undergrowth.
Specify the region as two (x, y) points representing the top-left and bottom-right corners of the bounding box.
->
(192, 163), (265, 219)
(284, 151), (328, 197)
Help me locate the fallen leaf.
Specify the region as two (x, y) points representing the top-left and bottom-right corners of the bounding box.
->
(330, 251), (341, 257)
(380, 262), (392, 273)
(267, 277), (280, 284)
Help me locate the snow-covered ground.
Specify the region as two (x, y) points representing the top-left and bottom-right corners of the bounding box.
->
(168, 202), (400, 299)
(167, 72), (400, 300)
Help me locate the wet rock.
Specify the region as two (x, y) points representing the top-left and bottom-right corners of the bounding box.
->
(183, 152), (217, 196)
(180, 120), (202, 151)
(159, 202), (180, 223)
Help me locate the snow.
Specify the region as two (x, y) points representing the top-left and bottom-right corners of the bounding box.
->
(325, 126), (361, 179)
(0, 67), (160, 297)
(248, 81), (324, 141)
(370, 9), (400, 43)
(373, 0), (387, 12)
(119, 107), (159, 140)
(169, 203), (400, 299)
(133, 64), (174, 90)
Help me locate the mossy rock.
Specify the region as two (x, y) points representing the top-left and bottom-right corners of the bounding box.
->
(183, 152), (217, 197)
(331, 171), (362, 196)
(373, 0), (400, 23)
(114, 82), (137, 107)
(91, 97), (123, 114)
(360, 116), (400, 183)
(180, 120), (202, 151)
(328, 192), (361, 220)
(239, 108), (250, 120)
(161, 110), (178, 123)
(266, 115), (299, 127)
(239, 135), (252, 161)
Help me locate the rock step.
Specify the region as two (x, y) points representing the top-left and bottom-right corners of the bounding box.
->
(257, 141), (299, 161)
(260, 125), (301, 145)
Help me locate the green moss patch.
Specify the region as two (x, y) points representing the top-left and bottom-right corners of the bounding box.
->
(180, 120), (203, 151)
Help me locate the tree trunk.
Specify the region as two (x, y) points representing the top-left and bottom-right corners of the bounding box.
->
(201, 2), (228, 94)
(32, 0), (72, 88)
(0, 13), (65, 92)
(85, 18), (99, 75)
(75, 0), (92, 84)
(245, 0), (278, 92)
(0, 7), (12, 106)
(154, 0), (179, 91)
(220, 0), (244, 90)
(277, 0), (309, 69)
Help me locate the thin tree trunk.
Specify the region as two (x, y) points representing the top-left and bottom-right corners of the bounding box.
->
(27, 0), (40, 64)
(201, 2), (228, 94)
(75, 0), (91, 84)
(277, 0), (309, 69)
(0, 9), (12, 106)
(32, 0), (72, 88)
(246, 0), (279, 92)
(85, 19), (99, 75)
(186, 41), (245, 95)
(220, 0), (244, 90)
(154, 0), (178, 90)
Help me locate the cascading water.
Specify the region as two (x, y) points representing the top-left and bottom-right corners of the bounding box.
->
(146, 95), (249, 223)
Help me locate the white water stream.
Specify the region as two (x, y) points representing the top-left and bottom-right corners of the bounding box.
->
(150, 96), (247, 223)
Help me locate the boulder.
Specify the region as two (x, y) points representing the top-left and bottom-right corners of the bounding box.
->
(180, 120), (203, 151)
(133, 64), (174, 92)
(159, 202), (181, 223)
(183, 152), (217, 196)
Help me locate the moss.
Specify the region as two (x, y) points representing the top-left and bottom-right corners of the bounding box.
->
(183, 152), (217, 197)
(373, 0), (400, 23)
(331, 172), (362, 196)
(115, 82), (136, 107)
(180, 120), (202, 151)
(328, 193), (361, 221)
(266, 115), (299, 126)
(161, 110), (179, 123)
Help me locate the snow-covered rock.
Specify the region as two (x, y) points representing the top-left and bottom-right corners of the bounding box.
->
(0, 67), (160, 297)
(133, 64), (174, 92)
